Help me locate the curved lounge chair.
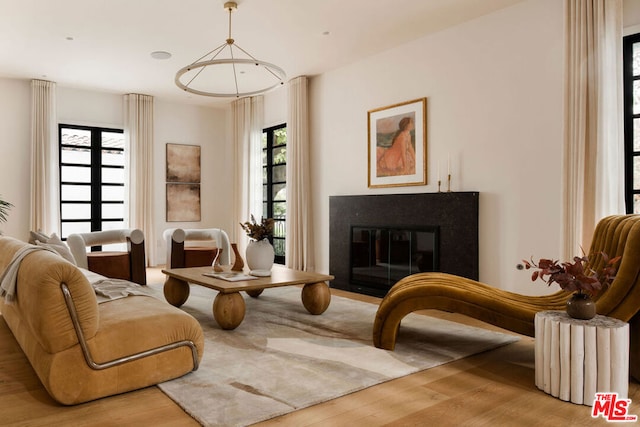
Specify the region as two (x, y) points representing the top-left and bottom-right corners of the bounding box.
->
(373, 214), (640, 378)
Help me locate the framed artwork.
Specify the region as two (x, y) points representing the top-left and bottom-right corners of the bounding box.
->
(166, 143), (201, 222)
(367, 98), (427, 188)
(166, 143), (201, 183)
(166, 183), (201, 222)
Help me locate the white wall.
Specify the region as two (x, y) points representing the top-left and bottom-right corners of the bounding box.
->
(311, 0), (564, 295)
(0, 80), (229, 265)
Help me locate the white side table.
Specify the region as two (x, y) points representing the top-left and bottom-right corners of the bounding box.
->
(534, 310), (629, 406)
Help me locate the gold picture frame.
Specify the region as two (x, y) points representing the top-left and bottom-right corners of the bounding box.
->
(367, 98), (427, 188)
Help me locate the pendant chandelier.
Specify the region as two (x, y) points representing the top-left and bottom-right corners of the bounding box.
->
(175, 1), (286, 98)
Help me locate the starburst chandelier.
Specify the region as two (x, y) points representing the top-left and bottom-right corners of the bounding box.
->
(175, 1), (286, 98)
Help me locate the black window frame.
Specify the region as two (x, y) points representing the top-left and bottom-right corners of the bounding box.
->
(58, 124), (126, 241)
(623, 33), (640, 214)
(262, 123), (286, 264)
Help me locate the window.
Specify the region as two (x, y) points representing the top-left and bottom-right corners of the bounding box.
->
(262, 124), (286, 264)
(623, 33), (640, 213)
(59, 124), (126, 240)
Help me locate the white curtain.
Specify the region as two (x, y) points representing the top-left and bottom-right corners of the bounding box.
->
(124, 94), (155, 265)
(286, 76), (315, 271)
(232, 96), (263, 255)
(30, 80), (59, 234)
(563, 0), (624, 258)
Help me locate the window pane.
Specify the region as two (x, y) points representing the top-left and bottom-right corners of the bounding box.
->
(61, 166), (91, 183)
(634, 42), (640, 76)
(61, 222), (91, 239)
(273, 220), (286, 238)
(274, 128), (287, 146)
(262, 150), (267, 167)
(273, 238), (285, 256)
(272, 146), (286, 165)
(262, 166), (267, 183)
(102, 203), (124, 219)
(273, 184), (286, 201)
(263, 185), (268, 201)
(62, 185), (91, 201)
(634, 80), (640, 115)
(102, 221), (125, 231)
(102, 150), (124, 167)
(61, 147), (90, 164)
(635, 194), (640, 214)
(61, 203), (91, 219)
(273, 201), (286, 218)
(635, 157), (640, 190)
(272, 165), (286, 183)
(61, 128), (91, 147)
(635, 119), (640, 152)
(102, 167), (124, 184)
(262, 132), (267, 149)
(102, 131), (124, 150)
(102, 185), (124, 201)
(101, 242), (127, 252)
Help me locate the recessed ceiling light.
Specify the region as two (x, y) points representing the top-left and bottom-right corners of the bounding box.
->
(322, 31), (331, 36)
(65, 36), (74, 41)
(151, 51), (172, 60)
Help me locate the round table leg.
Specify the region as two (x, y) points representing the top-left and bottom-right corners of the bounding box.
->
(246, 289), (264, 298)
(213, 292), (246, 330)
(301, 282), (331, 315)
(164, 277), (190, 307)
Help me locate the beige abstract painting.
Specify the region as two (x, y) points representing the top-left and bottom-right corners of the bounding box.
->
(166, 183), (201, 222)
(166, 143), (201, 183)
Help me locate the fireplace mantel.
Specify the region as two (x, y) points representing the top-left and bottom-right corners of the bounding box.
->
(329, 192), (479, 297)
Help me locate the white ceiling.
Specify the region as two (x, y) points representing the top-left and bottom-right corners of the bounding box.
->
(0, 0), (524, 106)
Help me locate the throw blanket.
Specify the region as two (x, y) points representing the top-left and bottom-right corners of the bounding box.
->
(91, 278), (155, 304)
(0, 244), (55, 304)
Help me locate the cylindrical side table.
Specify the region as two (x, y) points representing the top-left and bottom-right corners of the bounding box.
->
(535, 310), (629, 406)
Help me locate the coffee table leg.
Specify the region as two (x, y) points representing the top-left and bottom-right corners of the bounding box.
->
(213, 292), (246, 330)
(164, 277), (190, 307)
(245, 289), (264, 298)
(301, 282), (331, 315)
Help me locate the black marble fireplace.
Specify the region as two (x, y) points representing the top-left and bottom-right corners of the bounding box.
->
(329, 192), (479, 297)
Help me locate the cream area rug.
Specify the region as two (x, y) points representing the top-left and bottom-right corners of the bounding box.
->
(155, 284), (519, 427)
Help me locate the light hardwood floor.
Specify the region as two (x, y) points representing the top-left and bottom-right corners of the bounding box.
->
(0, 268), (638, 426)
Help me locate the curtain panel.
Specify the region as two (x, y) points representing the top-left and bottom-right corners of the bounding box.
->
(232, 96), (264, 255)
(563, 0), (624, 258)
(286, 76), (315, 271)
(30, 79), (59, 234)
(124, 94), (155, 265)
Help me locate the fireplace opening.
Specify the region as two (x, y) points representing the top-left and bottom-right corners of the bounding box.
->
(350, 225), (439, 295)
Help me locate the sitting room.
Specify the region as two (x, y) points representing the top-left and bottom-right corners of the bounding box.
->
(2, 0), (640, 425)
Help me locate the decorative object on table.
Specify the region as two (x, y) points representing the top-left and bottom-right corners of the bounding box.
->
(240, 215), (275, 275)
(211, 249), (223, 272)
(230, 243), (244, 271)
(0, 195), (13, 224)
(166, 143), (201, 222)
(368, 98), (427, 189)
(522, 251), (620, 320)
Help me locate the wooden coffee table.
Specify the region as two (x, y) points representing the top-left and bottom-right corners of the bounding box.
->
(161, 265), (334, 330)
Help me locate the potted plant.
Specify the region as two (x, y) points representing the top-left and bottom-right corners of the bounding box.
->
(522, 251), (620, 320)
(240, 215), (275, 275)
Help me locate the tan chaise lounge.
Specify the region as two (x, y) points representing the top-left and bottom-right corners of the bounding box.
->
(0, 236), (204, 405)
(373, 214), (640, 379)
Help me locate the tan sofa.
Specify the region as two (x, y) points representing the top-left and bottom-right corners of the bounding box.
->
(0, 236), (204, 405)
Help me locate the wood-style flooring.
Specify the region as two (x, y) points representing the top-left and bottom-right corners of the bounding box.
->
(0, 268), (637, 426)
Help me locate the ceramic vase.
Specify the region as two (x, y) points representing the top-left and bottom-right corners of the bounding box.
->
(245, 239), (275, 273)
(566, 292), (596, 320)
(230, 243), (244, 271)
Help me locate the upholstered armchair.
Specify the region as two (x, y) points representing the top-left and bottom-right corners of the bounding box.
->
(67, 229), (147, 285)
(164, 228), (231, 268)
(373, 214), (640, 379)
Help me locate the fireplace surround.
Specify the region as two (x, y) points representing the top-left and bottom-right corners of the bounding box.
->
(329, 192), (479, 297)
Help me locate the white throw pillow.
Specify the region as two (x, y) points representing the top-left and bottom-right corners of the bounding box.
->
(36, 233), (77, 265)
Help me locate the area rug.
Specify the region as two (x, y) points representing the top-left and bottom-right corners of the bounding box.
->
(155, 285), (519, 427)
